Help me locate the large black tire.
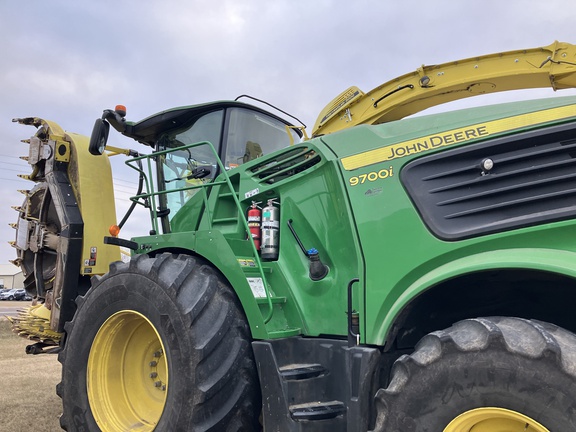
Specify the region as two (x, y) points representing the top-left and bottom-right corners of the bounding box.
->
(58, 253), (261, 431)
(371, 317), (576, 431)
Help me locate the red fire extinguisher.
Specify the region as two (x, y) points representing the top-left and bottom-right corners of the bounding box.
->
(247, 201), (262, 250)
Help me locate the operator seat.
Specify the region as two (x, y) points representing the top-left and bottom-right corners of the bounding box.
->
(243, 141), (263, 163)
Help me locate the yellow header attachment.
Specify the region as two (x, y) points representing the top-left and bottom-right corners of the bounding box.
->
(312, 41), (576, 137)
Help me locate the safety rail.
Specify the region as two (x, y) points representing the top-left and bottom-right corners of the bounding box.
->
(124, 141), (275, 323)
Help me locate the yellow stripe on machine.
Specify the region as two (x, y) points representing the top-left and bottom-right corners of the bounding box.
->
(341, 105), (576, 171)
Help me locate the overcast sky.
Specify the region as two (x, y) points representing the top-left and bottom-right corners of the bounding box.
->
(2, 1), (576, 267)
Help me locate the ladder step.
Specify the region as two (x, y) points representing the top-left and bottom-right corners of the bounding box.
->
(290, 401), (346, 421)
(256, 296), (286, 305)
(242, 266), (273, 274)
(212, 217), (238, 224)
(279, 363), (326, 381)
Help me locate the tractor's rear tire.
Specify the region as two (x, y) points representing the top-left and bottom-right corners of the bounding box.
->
(371, 317), (576, 431)
(58, 253), (261, 431)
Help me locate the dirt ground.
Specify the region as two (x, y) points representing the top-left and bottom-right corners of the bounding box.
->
(0, 318), (62, 431)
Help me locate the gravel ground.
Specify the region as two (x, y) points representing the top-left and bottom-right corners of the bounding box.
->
(0, 300), (32, 319)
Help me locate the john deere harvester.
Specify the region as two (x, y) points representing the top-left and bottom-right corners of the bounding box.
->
(11, 41), (576, 431)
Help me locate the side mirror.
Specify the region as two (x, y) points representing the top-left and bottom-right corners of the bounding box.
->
(89, 119), (110, 155)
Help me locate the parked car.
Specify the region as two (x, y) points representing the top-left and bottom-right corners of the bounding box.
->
(13, 289), (28, 301)
(0, 289), (18, 300)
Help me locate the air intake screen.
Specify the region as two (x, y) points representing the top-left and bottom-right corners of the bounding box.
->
(249, 146), (321, 184)
(401, 122), (576, 240)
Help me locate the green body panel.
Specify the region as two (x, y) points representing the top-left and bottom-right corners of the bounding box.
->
(321, 96), (576, 345)
(137, 141), (362, 339)
(130, 95), (576, 346)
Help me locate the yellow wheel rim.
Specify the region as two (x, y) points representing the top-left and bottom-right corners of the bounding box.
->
(444, 407), (550, 432)
(87, 310), (168, 431)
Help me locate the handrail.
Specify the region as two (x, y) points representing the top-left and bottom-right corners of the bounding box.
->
(313, 41), (576, 136)
(125, 142), (275, 323)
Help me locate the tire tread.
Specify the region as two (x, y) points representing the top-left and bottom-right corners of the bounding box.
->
(371, 316), (576, 431)
(58, 253), (260, 431)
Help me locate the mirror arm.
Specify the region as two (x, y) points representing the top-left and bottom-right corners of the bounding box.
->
(102, 109), (128, 133)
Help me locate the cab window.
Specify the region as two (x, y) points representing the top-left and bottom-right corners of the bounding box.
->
(224, 108), (300, 170)
(157, 109), (224, 218)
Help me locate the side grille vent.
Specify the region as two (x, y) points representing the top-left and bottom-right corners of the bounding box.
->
(249, 146), (321, 184)
(401, 122), (576, 240)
